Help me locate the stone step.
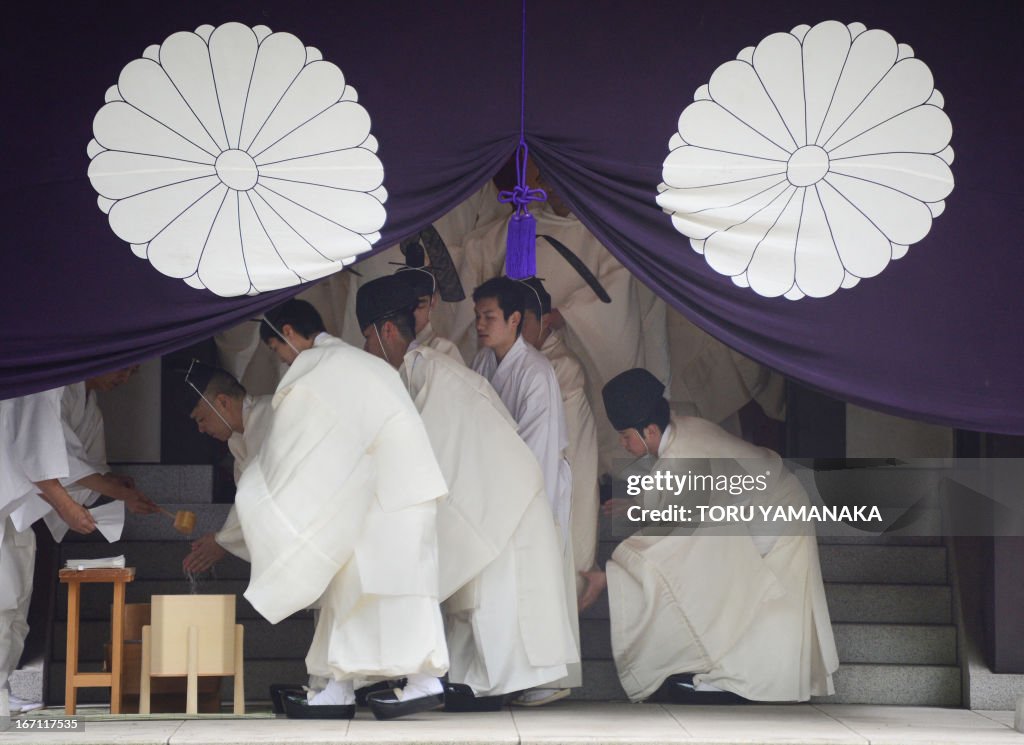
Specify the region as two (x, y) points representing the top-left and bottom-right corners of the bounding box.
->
(109, 464), (216, 505)
(813, 663), (961, 707)
(582, 582), (952, 625)
(52, 617), (314, 663)
(579, 620), (957, 666)
(831, 623), (957, 666)
(824, 583), (952, 624)
(8, 656), (43, 704)
(594, 541), (948, 585)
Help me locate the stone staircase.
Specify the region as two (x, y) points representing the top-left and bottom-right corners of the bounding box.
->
(29, 464), (960, 707)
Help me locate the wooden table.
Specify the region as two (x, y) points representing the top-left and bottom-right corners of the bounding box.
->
(58, 567), (135, 715)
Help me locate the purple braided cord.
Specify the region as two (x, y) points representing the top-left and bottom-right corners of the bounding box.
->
(498, 0), (546, 216)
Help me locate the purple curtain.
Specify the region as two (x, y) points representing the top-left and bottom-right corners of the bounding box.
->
(3, 1), (1023, 434)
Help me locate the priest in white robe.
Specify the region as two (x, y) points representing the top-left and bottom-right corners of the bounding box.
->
(244, 299), (450, 720)
(9, 369), (158, 539)
(520, 278), (600, 593)
(356, 276), (577, 707)
(470, 277), (581, 704)
(454, 165), (669, 474)
(580, 369), (839, 703)
(1, 389), (95, 714)
(395, 266), (465, 364)
(182, 364), (273, 572)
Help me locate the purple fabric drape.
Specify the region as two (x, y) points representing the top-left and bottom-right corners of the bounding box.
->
(2, 1), (1022, 434)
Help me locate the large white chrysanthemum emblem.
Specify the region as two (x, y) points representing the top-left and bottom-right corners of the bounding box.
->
(87, 22), (387, 296)
(657, 21), (954, 299)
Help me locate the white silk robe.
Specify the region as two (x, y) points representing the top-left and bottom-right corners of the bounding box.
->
(472, 337), (572, 538)
(607, 416), (839, 702)
(0, 389), (69, 689)
(412, 323), (465, 365)
(401, 346), (576, 694)
(235, 336), (450, 681)
(472, 336), (581, 687)
(216, 394), (274, 562)
(541, 332), (599, 585)
(37, 383), (124, 541)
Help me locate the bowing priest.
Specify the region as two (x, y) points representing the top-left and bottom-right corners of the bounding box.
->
(519, 277), (600, 595)
(470, 276), (581, 706)
(357, 276), (578, 710)
(1, 390), (95, 714)
(182, 363), (273, 573)
(580, 368), (839, 703)
(394, 246), (465, 364)
(245, 299), (450, 720)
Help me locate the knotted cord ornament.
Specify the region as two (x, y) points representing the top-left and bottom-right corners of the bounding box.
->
(497, 0), (545, 280)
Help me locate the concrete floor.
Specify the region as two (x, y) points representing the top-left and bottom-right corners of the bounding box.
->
(2, 701), (1022, 745)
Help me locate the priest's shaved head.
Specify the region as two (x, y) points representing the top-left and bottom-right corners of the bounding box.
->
(259, 299), (326, 365)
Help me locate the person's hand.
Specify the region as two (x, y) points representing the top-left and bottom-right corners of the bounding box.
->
(56, 500), (97, 535)
(548, 308), (566, 330)
(183, 533), (228, 574)
(601, 497), (638, 517)
(123, 488), (160, 515)
(578, 568), (607, 613)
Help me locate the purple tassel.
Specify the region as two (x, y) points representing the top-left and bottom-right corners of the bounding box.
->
(506, 211), (537, 279)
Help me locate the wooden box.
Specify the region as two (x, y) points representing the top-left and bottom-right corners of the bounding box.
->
(150, 595), (235, 676)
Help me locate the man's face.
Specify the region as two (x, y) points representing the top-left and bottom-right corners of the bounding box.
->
(475, 297), (519, 352)
(266, 336), (298, 366)
(520, 310), (543, 348)
(412, 294), (435, 335)
(618, 428), (650, 458)
(190, 396), (233, 441)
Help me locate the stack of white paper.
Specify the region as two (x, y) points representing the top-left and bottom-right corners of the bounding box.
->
(64, 555), (126, 570)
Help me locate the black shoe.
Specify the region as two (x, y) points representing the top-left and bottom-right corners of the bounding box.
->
(356, 680), (403, 707)
(653, 674), (749, 705)
(269, 683), (306, 715)
(282, 691), (355, 719)
(443, 682), (507, 712)
(367, 689), (445, 720)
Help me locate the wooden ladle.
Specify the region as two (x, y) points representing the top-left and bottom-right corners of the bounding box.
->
(160, 508), (197, 535)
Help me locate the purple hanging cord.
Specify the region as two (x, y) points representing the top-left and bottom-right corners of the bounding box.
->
(498, 0), (545, 279)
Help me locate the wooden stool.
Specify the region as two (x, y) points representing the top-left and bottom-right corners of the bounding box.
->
(59, 567), (135, 715)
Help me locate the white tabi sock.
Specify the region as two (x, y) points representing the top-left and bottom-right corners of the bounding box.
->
(396, 674), (442, 701)
(309, 678), (355, 706)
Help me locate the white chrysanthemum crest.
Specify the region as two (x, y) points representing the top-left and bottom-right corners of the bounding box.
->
(87, 22), (386, 296)
(658, 20), (954, 300)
